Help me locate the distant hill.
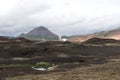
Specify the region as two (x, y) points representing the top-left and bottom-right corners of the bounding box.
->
(0, 36), (31, 43)
(83, 37), (120, 44)
(19, 33), (26, 37)
(0, 36), (9, 41)
(19, 26), (59, 40)
(68, 27), (120, 42)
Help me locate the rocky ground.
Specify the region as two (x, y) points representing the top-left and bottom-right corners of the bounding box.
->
(0, 38), (120, 80)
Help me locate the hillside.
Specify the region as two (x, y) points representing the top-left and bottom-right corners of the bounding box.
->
(83, 37), (120, 44)
(68, 27), (120, 42)
(19, 26), (59, 40)
(0, 36), (9, 41)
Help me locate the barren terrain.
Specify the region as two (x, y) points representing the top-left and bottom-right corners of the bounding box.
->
(0, 38), (120, 80)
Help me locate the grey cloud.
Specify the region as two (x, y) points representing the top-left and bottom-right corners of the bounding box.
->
(0, 0), (120, 36)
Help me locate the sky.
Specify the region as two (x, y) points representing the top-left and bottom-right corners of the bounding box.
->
(0, 0), (120, 36)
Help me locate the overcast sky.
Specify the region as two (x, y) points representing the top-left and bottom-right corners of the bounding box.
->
(0, 0), (120, 36)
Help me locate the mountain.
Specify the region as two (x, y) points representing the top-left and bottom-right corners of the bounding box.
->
(19, 33), (26, 37)
(19, 26), (59, 40)
(68, 27), (120, 42)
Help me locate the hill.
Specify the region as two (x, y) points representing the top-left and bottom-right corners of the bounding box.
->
(0, 36), (9, 41)
(83, 37), (120, 44)
(19, 26), (59, 40)
(68, 27), (120, 42)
